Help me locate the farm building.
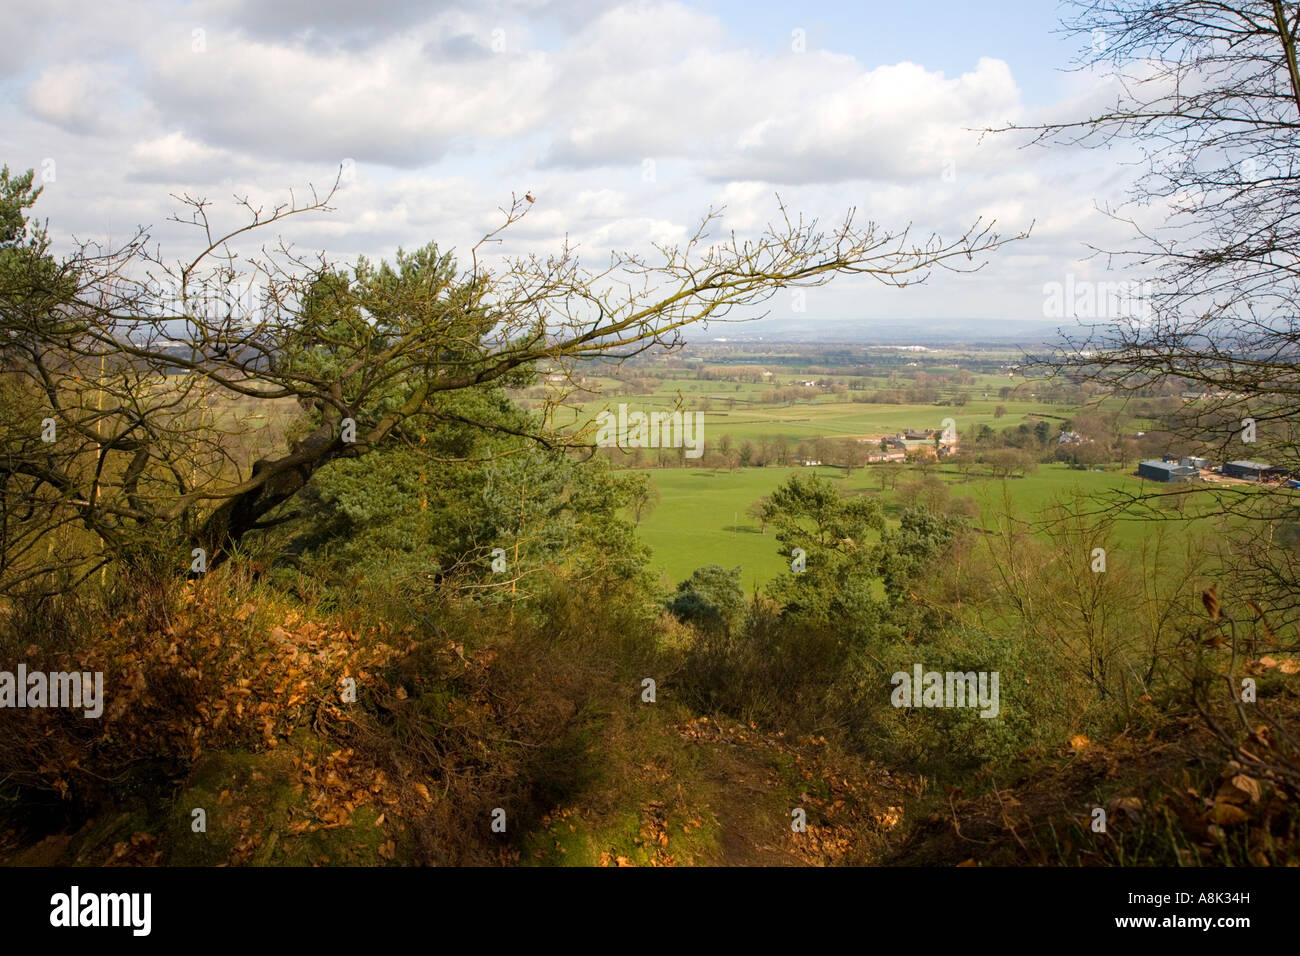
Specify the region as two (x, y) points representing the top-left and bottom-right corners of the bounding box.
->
(1138, 460), (1197, 482)
(1181, 457), (1211, 469)
(1222, 460), (1272, 481)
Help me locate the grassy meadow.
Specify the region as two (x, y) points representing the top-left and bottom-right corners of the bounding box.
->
(632, 461), (1226, 590)
(552, 395), (1059, 445)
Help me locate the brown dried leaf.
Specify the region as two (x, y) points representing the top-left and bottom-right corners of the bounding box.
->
(1229, 774), (1261, 805)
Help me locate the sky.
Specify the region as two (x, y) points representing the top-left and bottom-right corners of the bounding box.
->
(0, 0), (1155, 333)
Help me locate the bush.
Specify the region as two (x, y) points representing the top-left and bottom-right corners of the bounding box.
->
(666, 565), (745, 633)
(680, 594), (849, 727)
(863, 625), (1079, 773)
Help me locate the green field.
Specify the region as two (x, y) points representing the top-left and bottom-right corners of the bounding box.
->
(552, 397), (1064, 446)
(634, 466), (805, 590)
(634, 462), (1226, 591)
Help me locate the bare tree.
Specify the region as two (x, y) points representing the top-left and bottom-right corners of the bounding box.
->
(982, 495), (1209, 702)
(838, 438), (867, 476)
(628, 475), (662, 524)
(0, 173), (1023, 595)
(995, 1), (1300, 621)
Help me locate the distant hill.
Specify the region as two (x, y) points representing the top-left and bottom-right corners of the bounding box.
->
(695, 316), (1070, 346)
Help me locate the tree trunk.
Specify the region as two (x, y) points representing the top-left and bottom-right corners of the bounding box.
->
(195, 424), (346, 565)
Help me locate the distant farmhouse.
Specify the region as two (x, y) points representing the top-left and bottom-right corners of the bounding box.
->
(889, 429), (957, 446)
(1181, 456), (1211, 470)
(852, 429), (958, 466)
(1138, 460), (1197, 482)
(1057, 431), (1090, 446)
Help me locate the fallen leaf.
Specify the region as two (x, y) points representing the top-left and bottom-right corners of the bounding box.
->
(1225, 774), (1261, 805)
(1208, 803), (1249, 827)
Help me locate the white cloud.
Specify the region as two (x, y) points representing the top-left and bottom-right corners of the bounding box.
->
(1, 0), (1146, 325)
(24, 65), (118, 133)
(136, 27), (557, 167)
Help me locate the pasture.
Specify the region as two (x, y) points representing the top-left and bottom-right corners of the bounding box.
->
(633, 461), (1230, 591)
